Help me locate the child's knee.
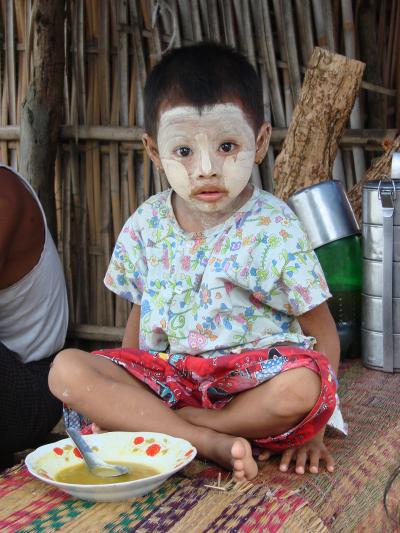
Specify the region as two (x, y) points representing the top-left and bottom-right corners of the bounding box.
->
(268, 368), (321, 420)
(48, 349), (83, 399)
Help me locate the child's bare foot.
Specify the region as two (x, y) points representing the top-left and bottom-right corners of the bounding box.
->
(230, 438), (258, 481)
(203, 432), (258, 481)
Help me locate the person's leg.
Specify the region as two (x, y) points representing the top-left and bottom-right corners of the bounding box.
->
(0, 343), (62, 458)
(49, 349), (258, 480)
(176, 367), (321, 437)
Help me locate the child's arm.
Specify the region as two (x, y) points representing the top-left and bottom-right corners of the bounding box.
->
(297, 301), (340, 374)
(122, 304), (141, 349)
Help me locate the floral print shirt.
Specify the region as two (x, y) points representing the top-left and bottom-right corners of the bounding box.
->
(104, 187), (331, 358)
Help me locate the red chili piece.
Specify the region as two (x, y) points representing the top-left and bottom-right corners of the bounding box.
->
(134, 436), (144, 445)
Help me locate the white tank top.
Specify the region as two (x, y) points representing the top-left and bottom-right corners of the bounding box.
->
(0, 165), (68, 362)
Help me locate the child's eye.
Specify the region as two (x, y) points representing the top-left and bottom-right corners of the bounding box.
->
(219, 142), (235, 153)
(176, 146), (192, 157)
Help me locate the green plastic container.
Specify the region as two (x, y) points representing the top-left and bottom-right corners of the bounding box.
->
(315, 235), (362, 359)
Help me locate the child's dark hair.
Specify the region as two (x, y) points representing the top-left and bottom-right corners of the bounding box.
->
(144, 42), (264, 138)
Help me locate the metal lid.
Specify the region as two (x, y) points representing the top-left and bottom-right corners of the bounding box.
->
(287, 180), (359, 249)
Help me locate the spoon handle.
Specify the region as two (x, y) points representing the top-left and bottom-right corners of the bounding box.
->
(66, 428), (100, 470)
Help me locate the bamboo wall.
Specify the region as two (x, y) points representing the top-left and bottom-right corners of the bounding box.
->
(0, 0), (399, 340)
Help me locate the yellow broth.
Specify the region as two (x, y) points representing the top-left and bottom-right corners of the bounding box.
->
(54, 461), (159, 485)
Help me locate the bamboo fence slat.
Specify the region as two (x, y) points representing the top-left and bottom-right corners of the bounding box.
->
(207, 0), (220, 42)
(294, 0), (314, 66)
(323, 0), (335, 51)
(0, 0), (398, 339)
(223, 0), (235, 48)
(101, 152), (113, 326)
(312, 0), (329, 49)
(5, 0), (16, 124)
(279, 0), (301, 105)
(150, 0), (163, 61)
(341, 0), (366, 180)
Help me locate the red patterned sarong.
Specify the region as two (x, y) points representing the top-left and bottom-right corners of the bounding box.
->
(66, 346), (337, 451)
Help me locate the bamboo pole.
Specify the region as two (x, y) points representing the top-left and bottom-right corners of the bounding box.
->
(128, 150), (137, 212)
(232, 0), (244, 50)
(341, 0), (366, 181)
(179, 0), (194, 41)
(5, 0), (16, 125)
(1, 50), (9, 164)
(101, 153), (114, 326)
(110, 143), (122, 242)
(169, 0), (181, 46)
(78, 0), (86, 124)
(312, 0), (329, 48)
(54, 150), (63, 251)
(79, 153), (90, 323)
(252, 0), (285, 127)
(14, 0), (27, 125)
(323, 0), (335, 51)
(191, 0), (202, 42)
(149, 0), (163, 61)
(99, 0), (110, 125)
(279, 0), (301, 105)
(199, 0), (209, 39)
(389, 2), (400, 91)
(223, 0), (236, 47)
(271, 0), (292, 124)
(294, 0), (314, 65)
(207, 0), (220, 41)
(69, 141), (83, 323)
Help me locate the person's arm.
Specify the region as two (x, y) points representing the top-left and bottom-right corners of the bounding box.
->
(122, 304), (141, 348)
(0, 181), (22, 278)
(297, 301), (340, 374)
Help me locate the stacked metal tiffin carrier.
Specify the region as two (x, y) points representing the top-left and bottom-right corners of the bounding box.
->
(362, 153), (400, 372)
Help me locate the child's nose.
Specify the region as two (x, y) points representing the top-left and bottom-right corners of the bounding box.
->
(198, 149), (217, 178)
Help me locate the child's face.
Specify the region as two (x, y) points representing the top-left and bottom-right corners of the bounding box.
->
(144, 103), (270, 216)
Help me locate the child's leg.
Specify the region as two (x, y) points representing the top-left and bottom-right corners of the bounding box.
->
(177, 367), (321, 438)
(48, 348), (258, 480)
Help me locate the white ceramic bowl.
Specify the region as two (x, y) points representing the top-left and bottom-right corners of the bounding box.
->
(25, 431), (196, 502)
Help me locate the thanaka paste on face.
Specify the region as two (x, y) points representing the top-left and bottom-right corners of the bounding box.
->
(156, 104), (257, 228)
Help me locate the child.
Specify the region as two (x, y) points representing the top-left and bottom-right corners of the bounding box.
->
(49, 42), (340, 481)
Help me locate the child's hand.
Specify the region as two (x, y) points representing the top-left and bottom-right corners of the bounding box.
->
(259, 430), (334, 475)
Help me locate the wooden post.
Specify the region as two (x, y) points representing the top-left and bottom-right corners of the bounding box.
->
(274, 47), (365, 201)
(19, 0), (65, 240)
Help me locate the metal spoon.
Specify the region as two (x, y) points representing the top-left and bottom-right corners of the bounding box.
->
(66, 428), (129, 478)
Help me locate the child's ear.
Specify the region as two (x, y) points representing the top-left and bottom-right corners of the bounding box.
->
(142, 134), (162, 170)
(255, 122), (272, 165)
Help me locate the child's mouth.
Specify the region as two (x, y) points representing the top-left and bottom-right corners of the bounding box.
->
(192, 189), (227, 202)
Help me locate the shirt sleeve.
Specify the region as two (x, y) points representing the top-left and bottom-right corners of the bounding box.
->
(268, 219), (331, 316)
(103, 212), (147, 304)
(273, 244), (331, 316)
(243, 209), (331, 317)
